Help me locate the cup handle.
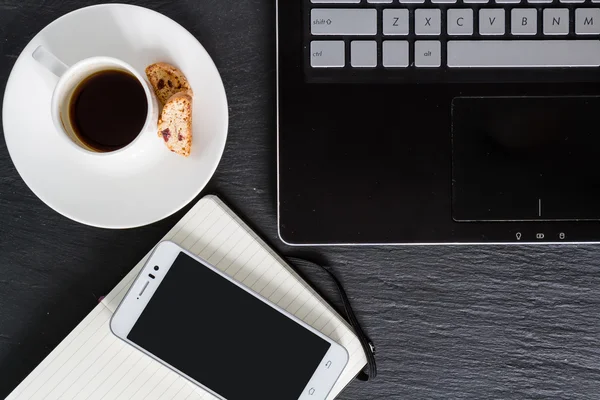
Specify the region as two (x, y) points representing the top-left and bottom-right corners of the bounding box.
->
(32, 45), (69, 77)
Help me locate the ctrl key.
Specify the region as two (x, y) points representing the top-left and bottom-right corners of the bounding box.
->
(311, 41), (345, 68)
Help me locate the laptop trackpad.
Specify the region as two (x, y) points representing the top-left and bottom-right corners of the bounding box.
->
(452, 96), (600, 222)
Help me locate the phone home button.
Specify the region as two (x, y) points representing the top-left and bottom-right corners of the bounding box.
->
(308, 388), (316, 396)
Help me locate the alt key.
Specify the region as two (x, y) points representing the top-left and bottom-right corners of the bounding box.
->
(415, 41), (441, 67)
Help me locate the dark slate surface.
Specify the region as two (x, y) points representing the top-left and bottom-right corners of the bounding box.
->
(2, 1), (600, 399)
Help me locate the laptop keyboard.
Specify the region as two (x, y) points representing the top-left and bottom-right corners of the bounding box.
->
(307, 0), (600, 72)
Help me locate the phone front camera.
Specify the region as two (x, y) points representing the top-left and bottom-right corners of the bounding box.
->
(154, 266), (159, 271)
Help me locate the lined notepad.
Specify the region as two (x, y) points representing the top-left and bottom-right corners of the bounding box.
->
(7, 195), (367, 400)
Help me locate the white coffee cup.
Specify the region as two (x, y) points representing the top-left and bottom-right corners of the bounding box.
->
(32, 46), (159, 158)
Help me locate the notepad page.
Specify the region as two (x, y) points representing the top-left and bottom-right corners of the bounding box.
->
(7, 195), (367, 400)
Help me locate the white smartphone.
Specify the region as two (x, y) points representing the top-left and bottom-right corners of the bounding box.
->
(110, 241), (349, 400)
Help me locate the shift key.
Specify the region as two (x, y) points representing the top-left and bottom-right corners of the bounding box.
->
(311, 9), (377, 35)
(311, 41), (345, 67)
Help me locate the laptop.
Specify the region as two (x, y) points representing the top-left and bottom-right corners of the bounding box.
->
(276, 0), (600, 245)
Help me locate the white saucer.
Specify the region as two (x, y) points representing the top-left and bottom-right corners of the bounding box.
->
(3, 4), (228, 228)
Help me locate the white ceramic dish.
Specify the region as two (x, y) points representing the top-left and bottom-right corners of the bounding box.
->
(3, 4), (228, 228)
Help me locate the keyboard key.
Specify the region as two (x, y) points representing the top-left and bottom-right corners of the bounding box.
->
(383, 9), (409, 35)
(576, 8), (600, 34)
(528, 0), (552, 3)
(383, 41), (409, 67)
(480, 9), (505, 35)
(311, 9), (377, 36)
(368, 0), (393, 2)
(496, 0), (520, 4)
(447, 40), (600, 67)
(415, 41), (441, 67)
(351, 41), (377, 67)
(543, 9), (569, 35)
(311, 41), (345, 67)
(432, 0), (457, 4)
(311, 0), (361, 2)
(448, 9), (474, 35)
(511, 9), (537, 35)
(464, 0), (489, 3)
(560, 0), (585, 3)
(400, 0), (425, 3)
(415, 9), (441, 35)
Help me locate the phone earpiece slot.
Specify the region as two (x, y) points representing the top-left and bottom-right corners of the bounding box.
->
(138, 281), (150, 297)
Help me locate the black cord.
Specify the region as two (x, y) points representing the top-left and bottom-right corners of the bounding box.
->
(288, 257), (377, 381)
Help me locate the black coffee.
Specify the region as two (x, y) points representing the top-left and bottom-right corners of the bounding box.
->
(70, 70), (147, 152)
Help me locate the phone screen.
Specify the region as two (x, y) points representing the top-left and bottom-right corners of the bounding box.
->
(128, 252), (331, 400)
